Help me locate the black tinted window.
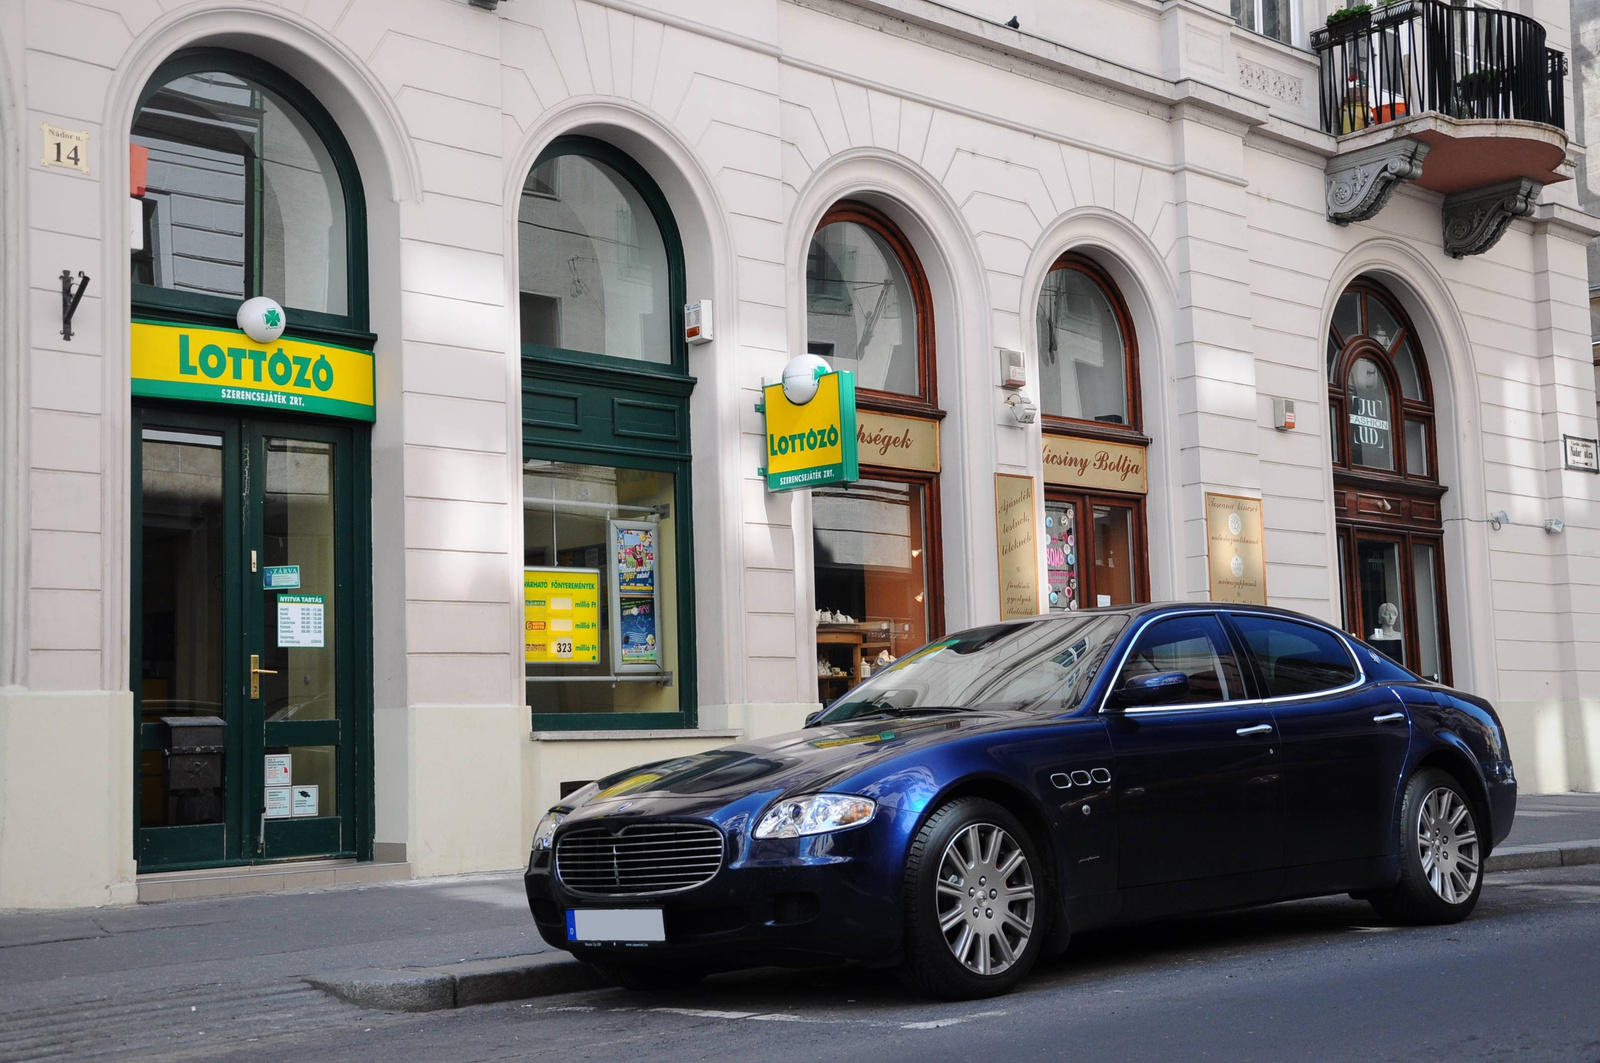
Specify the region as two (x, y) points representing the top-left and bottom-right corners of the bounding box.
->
(1231, 615), (1357, 697)
(1118, 615), (1243, 704)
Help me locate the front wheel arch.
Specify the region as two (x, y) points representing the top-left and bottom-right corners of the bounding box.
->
(912, 777), (1069, 954)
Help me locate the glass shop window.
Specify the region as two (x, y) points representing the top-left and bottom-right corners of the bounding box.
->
(517, 154), (673, 364)
(132, 69), (348, 316)
(805, 209), (929, 402)
(523, 460), (679, 715)
(812, 478), (934, 701)
(1036, 261), (1131, 426)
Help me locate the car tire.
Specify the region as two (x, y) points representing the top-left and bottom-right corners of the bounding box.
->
(1368, 767), (1484, 925)
(898, 797), (1047, 1000)
(589, 961), (706, 992)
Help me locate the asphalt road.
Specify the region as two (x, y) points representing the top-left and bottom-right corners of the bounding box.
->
(44, 863), (1591, 1063)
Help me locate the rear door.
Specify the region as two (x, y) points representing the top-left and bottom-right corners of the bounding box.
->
(1227, 613), (1410, 889)
(1105, 613), (1284, 913)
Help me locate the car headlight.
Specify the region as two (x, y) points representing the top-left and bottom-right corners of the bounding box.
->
(531, 810), (567, 852)
(753, 794), (876, 839)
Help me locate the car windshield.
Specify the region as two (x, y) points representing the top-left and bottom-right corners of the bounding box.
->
(815, 614), (1129, 724)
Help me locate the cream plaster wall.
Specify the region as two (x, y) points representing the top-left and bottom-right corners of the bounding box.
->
(0, 691), (136, 910)
(2, 0), (1599, 907)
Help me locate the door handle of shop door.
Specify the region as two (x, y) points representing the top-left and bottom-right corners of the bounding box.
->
(249, 654), (278, 699)
(1236, 723), (1273, 736)
(1373, 711), (1406, 724)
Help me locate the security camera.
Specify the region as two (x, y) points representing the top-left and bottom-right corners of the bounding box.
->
(1005, 393), (1038, 425)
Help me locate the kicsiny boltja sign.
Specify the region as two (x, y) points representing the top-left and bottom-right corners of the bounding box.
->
(131, 320), (376, 422)
(761, 369), (859, 492)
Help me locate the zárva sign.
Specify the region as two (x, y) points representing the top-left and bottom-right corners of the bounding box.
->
(761, 370), (859, 492)
(131, 320), (375, 422)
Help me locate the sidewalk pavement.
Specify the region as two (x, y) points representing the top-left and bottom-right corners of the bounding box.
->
(1, 792), (1596, 1027)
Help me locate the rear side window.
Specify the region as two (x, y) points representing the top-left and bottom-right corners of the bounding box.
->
(1230, 615), (1358, 697)
(1118, 615), (1244, 704)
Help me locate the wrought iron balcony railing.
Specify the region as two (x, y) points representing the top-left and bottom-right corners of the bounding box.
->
(1312, 0), (1566, 136)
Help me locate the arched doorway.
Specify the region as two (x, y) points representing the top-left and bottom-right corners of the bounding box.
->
(1036, 253), (1151, 611)
(805, 200), (944, 700)
(1328, 281), (1450, 682)
(129, 50), (375, 870)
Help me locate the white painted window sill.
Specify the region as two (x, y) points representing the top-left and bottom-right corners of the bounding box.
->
(530, 728), (744, 742)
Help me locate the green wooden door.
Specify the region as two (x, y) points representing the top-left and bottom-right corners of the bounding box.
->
(133, 404), (371, 871)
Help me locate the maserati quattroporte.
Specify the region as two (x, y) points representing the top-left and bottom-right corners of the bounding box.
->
(524, 604), (1515, 999)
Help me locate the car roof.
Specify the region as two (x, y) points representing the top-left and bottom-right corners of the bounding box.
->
(1015, 601), (1338, 627)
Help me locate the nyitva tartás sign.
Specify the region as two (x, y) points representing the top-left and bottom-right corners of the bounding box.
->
(131, 320), (376, 422)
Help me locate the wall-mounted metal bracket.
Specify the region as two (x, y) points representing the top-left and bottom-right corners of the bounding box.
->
(1441, 178), (1541, 258)
(60, 270), (89, 341)
(1324, 139), (1429, 225)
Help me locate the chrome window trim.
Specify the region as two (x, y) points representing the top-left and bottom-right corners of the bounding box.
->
(1099, 608), (1369, 716)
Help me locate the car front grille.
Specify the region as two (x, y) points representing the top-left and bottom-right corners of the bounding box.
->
(555, 822), (725, 896)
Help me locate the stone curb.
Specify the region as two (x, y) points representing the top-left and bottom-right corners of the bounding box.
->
(1486, 838), (1600, 872)
(306, 951), (607, 1012)
(308, 839), (1600, 1013)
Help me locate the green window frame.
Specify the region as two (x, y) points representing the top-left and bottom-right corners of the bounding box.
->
(130, 48), (372, 351)
(521, 137), (698, 731)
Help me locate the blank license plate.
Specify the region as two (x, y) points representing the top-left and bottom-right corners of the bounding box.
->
(566, 908), (666, 943)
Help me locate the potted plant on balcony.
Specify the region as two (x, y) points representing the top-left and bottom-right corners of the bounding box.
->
(1373, 0), (1418, 22)
(1325, 4), (1374, 41)
(1453, 66), (1506, 118)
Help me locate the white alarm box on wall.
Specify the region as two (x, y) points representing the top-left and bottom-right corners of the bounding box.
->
(685, 300), (714, 345)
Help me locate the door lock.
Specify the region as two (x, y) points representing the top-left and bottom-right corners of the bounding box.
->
(249, 654), (278, 699)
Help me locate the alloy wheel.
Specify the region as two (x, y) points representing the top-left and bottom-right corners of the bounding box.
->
(934, 822), (1035, 976)
(1416, 786), (1480, 904)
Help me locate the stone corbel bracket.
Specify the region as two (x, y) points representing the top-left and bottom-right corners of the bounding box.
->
(1325, 139), (1430, 225)
(1441, 178), (1542, 258)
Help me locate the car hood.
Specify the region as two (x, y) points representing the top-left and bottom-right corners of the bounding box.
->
(559, 710), (1017, 823)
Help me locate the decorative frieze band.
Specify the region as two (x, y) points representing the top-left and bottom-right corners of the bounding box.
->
(1236, 57), (1303, 105)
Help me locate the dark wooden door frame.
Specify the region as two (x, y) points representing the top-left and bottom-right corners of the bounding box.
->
(131, 402), (373, 871)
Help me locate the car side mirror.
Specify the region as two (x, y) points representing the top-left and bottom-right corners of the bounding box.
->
(1108, 670), (1190, 710)
(804, 710), (824, 727)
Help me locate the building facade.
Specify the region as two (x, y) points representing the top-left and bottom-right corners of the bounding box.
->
(1, 0), (1597, 909)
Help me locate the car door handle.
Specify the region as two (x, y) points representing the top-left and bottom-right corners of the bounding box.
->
(1236, 724), (1273, 736)
(1373, 712), (1406, 724)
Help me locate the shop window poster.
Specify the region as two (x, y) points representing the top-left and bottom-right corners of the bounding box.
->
(619, 599), (659, 665)
(615, 526), (656, 596)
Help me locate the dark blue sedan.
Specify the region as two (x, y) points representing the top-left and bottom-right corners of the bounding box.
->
(523, 603), (1516, 999)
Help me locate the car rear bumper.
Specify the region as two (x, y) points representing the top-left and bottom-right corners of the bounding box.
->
(1488, 776), (1517, 849)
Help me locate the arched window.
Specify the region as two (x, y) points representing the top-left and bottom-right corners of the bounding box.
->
(1327, 281), (1449, 682)
(517, 136), (684, 369)
(805, 201), (936, 407)
(1036, 255), (1139, 429)
(1036, 254), (1149, 612)
(131, 51), (367, 338)
(1328, 284), (1435, 479)
(518, 138), (696, 729)
(805, 201), (942, 699)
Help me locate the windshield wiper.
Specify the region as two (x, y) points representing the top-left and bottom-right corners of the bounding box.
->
(838, 705), (970, 722)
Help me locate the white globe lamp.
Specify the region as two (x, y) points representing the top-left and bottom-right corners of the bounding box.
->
(780, 354), (833, 405)
(237, 296), (287, 344)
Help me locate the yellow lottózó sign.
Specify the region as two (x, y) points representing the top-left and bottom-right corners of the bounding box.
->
(761, 370), (859, 492)
(524, 567), (601, 664)
(131, 320), (376, 422)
